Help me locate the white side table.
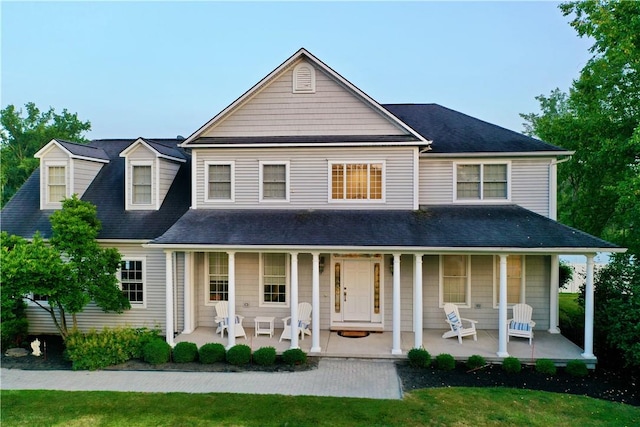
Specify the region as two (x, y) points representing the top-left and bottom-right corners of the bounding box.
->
(254, 316), (275, 338)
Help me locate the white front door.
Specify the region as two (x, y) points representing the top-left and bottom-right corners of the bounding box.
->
(343, 260), (372, 321)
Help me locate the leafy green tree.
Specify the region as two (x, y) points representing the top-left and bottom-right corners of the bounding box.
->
(0, 102), (91, 207)
(0, 196), (130, 339)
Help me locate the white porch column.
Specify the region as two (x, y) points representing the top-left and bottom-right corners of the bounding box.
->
(290, 252), (300, 349)
(183, 252), (194, 334)
(413, 254), (423, 349)
(165, 250), (175, 346)
(497, 254), (509, 357)
(549, 255), (561, 333)
(310, 252), (321, 353)
(392, 253), (402, 355)
(582, 254), (596, 358)
(226, 251), (236, 349)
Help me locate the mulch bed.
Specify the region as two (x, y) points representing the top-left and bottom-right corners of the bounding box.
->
(3, 335), (638, 406)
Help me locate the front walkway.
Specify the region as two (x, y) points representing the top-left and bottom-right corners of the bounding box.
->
(175, 327), (587, 365)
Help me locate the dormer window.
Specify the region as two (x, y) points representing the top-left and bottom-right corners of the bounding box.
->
(47, 165), (67, 204)
(132, 164), (152, 205)
(293, 62), (315, 93)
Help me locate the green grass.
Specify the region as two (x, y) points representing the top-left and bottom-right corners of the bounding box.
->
(2, 389), (638, 426)
(559, 292), (584, 328)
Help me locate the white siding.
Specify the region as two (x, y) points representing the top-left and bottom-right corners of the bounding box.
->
(26, 243), (168, 334)
(195, 147), (415, 210)
(40, 145), (70, 209)
(72, 158), (104, 198)
(418, 159), (452, 205)
(204, 61), (406, 137)
(158, 159), (181, 206)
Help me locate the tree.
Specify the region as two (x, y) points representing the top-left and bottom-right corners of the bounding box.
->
(0, 102), (91, 207)
(0, 196), (130, 339)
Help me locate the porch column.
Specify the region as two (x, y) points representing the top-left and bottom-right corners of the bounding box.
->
(290, 252), (300, 349)
(310, 252), (321, 353)
(582, 254), (596, 358)
(497, 254), (509, 357)
(165, 250), (175, 346)
(548, 255), (561, 333)
(226, 251), (236, 349)
(183, 252), (194, 334)
(413, 254), (423, 349)
(392, 253), (402, 355)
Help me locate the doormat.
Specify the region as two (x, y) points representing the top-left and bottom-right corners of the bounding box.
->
(337, 331), (370, 338)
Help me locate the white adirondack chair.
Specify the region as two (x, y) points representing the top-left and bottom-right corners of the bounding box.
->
(279, 302), (312, 342)
(214, 301), (247, 339)
(442, 303), (478, 344)
(507, 303), (535, 345)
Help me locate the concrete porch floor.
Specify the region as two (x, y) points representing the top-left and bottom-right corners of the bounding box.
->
(175, 327), (589, 365)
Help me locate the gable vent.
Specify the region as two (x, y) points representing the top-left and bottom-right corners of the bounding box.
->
(293, 62), (315, 93)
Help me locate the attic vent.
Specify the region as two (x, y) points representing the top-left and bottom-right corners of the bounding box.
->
(293, 62), (315, 93)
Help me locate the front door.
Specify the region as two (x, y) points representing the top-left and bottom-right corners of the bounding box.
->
(343, 260), (372, 321)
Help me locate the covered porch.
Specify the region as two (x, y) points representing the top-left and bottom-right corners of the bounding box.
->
(175, 327), (587, 365)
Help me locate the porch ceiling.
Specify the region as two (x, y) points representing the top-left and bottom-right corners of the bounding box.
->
(150, 205), (620, 253)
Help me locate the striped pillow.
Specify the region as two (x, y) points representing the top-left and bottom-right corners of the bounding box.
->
(447, 311), (460, 331)
(509, 321), (531, 331)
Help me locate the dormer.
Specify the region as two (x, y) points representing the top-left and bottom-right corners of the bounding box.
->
(119, 138), (187, 211)
(34, 139), (110, 210)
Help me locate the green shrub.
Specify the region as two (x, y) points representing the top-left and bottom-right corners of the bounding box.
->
(435, 353), (456, 371)
(142, 339), (171, 365)
(407, 348), (431, 368)
(282, 348), (307, 366)
(566, 359), (589, 377)
(199, 343), (226, 364)
(0, 318), (29, 351)
(65, 327), (161, 370)
(253, 346), (277, 366)
(173, 342), (198, 363)
(535, 358), (557, 376)
(226, 344), (251, 366)
(502, 357), (522, 374)
(466, 354), (486, 370)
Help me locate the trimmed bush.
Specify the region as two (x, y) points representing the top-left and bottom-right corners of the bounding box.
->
(282, 348), (307, 366)
(435, 353), (456, 371)
(408, 348), (431, 368)
(253, 346), (277, 366)
(566, 359), (589, 378)
(199, 343), (226, 364)
(466, 354), (486, 370)
(226, 344), (251, 366)
(65, 326), (161, 370)
(143, 339), (171, 365)
(535, 358), (557, 376)
(173, 341), (198, 363)
(502, 356), (522, 374)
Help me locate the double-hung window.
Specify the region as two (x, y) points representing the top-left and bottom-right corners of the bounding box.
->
(455, 163), (509, 201)
(132, 164), (153, 205)
(207, 252), (229, 303)
(330, 162), (384, 201)
(260, 162), (289, 201)
(47, 165), (67, 204)
(206, 162), (234, 201)
(440, 255), (470, 307)
(260, 253), (288, 306)
(120, 259), (145, 307)
(494, 255), (525, 307)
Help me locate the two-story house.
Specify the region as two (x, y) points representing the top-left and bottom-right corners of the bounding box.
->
(1, 48), (622, 363)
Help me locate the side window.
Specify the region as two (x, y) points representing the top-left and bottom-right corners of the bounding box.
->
(440, 255), (470, 307)
(455, 163), (508, 201)
(207, 252), (229, 304)
(206, 162), (234, 202)
(260, 253), (288, 306)
(120, 259), (145, 307)
(260, 162), (289, 201)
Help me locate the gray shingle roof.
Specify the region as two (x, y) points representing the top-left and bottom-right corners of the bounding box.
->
(149, 205), (620, 251)
(383, 104), (567, 154)
(57, 140), (110, 161)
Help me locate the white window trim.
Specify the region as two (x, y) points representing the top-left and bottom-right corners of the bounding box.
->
(204, 252), (229, 306)
(258, 253), (290, 308)
(492, 255), (526, 309)
(204, 161), (235, 203)
(327, 160), (386, 203)
(43, 161), (69, 208)
(453, 161), (511, 203)
(438, 254), (471, 308)
(118, 257), (146, 309)
(128, 160), (156, 210)
(259, 161), (290, 202)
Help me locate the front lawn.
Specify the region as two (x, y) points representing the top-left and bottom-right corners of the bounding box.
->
(2, 388), (638, 426)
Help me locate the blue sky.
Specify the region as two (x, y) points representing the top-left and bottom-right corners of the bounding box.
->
(1, 1), (592, 140)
